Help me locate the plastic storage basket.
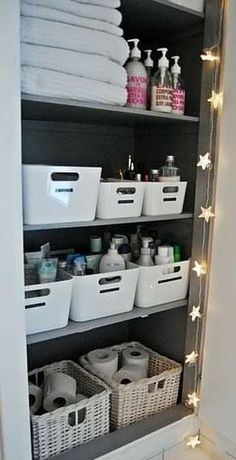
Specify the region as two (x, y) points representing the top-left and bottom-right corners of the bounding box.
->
(96, 181), (145, 219)
(25, 269), (73, 335)
(142, 182), (187, 216)
(80, 342), (182, 430)
(23, 165), (101, 224)
(135, 260), (190, 308)
(29, 360), (111, 459)
(70, 263), (139, 322)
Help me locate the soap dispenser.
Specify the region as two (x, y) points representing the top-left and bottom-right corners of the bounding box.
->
(126, 39), (148, 109)
(99, 242), (125, 273)
(144, 49), (154, 109)
(171, 56), (185, 115)
(136, 240), (154, 267)
(151, 48), (173, 113)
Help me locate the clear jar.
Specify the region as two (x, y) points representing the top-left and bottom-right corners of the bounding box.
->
(159, 155), (180, 182)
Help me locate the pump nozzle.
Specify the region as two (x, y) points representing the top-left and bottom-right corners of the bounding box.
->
(144, 49), (154, 68)
(157, 48), (169, 68)
(128, 38), (141, 59)
(171, 56), (181, 74)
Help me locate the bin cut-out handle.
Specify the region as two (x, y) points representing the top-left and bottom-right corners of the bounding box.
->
(118, 199), (134, 204)
(99, 276), (121, 285)
(51, 172), (79, 182)
(158, 276), (182, 285)
(25, 302), (46, 310)
(116, 187), (136, 195)
(148, 379), (166, 394)
(100, 287), (120, 294)
(68, 408), (87, 427)
(162, 186), (179, 193)
(25, 288), (50, 299)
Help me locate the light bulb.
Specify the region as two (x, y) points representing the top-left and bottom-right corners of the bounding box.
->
(199, 206), (215, 223)
(208, 91), (223, 109)
(190, 306), (202, 322)
(192, 261), (206, 277)
(186, 435), (201, 449)
(187, 392), (200, 408)
(201, 50), (220, 62)
(197, 152), (212, 170)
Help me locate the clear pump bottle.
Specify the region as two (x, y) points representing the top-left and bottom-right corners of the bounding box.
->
(144, 49), (154, 109)
(126, 39), (148, 109)
(159, 155), (181, 182)
(151, 48), (173, 113)
(171, 56), (186, 115)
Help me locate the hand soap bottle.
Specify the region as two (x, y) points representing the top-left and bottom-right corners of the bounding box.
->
(144, 49), (154, 109)
(136, 240), (154, 267)
(159, 155), (181, 182)
(171, 56), (185, 115)
(99, 242), (125, 273)
(151, 48), (173, 113)
(126, 39), (148, 110)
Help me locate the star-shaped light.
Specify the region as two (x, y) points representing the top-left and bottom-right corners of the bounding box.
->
(190, 306), (202, 322)
(185, 351), (199, 365)
(208, 91), (223, 109)
(201, 50), (220, 62)
(187, 392), (200, 408)
(197, 152), (212, 170)
(186, 435), (201, 449)
(199, 206), (215, 223)
(192, 261), (206, 277)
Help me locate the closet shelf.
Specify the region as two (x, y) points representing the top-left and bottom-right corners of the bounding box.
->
(56, 404), (192, 460)
(24, 213), (193, 231)
(27, 299), (188, 345)
(22, 96), (199, 126)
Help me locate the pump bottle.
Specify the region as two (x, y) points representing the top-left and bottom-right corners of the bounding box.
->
(151, 48), (173, 113)
(136, 240), (154, 267)
(126, 39), (148, 110)
(144, 49), (154, 109)
(171, 56), (185, 115)
(99, 242), (125, 273)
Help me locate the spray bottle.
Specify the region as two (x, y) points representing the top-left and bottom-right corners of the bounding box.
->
(151, 48), (173, 113)
(126, 39), (148, 109)
(171, 56), (185, 115)
(144, 49), (154, 109)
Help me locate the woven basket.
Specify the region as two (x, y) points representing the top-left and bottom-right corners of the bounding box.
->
(80, 342), (182, 430)
(28, 360), (111, 459)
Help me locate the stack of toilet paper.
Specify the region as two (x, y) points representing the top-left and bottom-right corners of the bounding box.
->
(20, 0), (129, 105)
(86, 345), (149, 385)
(29, 371), (87, 415)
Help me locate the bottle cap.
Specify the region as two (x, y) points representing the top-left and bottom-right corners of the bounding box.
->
(128, 39), (141, 59)
(167, 155), (174, 161)
(158, 246), (168, 257)
(171, 56), (181, 75)
(157, 48), (169, 68)
(135, 173), (142, 181)
(144, 49), (154, 68)
(150, 169), (159, 174)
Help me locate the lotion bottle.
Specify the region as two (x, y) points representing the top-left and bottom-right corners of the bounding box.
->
(99, 242), (125, 273)
(171, 56), (185, 115)
(126, 39), (148, 109)
(136, 240), (154, 267)
(144, 49), (154, 109)
(151, 48), (173, 113)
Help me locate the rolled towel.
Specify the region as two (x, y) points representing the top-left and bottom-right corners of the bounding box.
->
(22, 66), (128, 106)
(23, 0), (122, 26)
(21, 3), (123, 36)
(21, 17), (129, 65)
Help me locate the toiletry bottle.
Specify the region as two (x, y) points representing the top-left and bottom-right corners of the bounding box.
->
(155, 246), (170, 275)
(124, 154), (136, 180)
(159, 155), (181, 182)
(136, 241), (154, 267)
(144, 49), (154, 109)
(174, 244), (181, 262)
(126, 39), (148, 109)
(99, 242), (125, 273)
(151, 48), (173, 113)
(130, 233), (140, 260)
(171, 56), (185, 115)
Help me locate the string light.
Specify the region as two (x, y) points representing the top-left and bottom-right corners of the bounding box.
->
(201, 50), (220, 62)
(197, 152), (212, 170)
(185, 351), (198, 366)
(208, 90), (223, 109)
(190, 306), (202, 322)
(187, 392), (200, 409)
(186, 435), (201, 449)
(192, 261), (206, 277)
(199, 206), (215, 223)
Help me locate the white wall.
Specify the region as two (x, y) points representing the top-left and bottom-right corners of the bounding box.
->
(0, 0), (31, 459)
(200, 0), (236, 450)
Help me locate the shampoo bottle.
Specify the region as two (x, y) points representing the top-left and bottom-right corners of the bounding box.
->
(144, 49), (154, 109)
(136, 241), (154, 267)
(99, 242), (125, 273)
(151, 48), (173, 113)
(171, 56), (185, 115)
(126, 39), (148, 109)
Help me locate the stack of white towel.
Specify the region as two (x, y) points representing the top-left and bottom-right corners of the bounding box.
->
(21, 0), (129, 105)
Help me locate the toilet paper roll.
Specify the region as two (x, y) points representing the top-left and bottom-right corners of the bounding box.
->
(122, 347), (149, 378)
(87, 348), (118, 378)
(29, 382), (43, 415)
(113, 364), (144, 385)
(43, 372), (77, 412)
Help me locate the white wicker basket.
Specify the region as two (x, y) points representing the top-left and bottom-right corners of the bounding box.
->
(28, 360), (111, 459)
(80, 342), (182, 430)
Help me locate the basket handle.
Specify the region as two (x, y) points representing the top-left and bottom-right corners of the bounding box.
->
(148, 379), (166, 393)
(51, 172), (79, 182)
(116, 187), (136, 195)
(68, 407), (87, 427)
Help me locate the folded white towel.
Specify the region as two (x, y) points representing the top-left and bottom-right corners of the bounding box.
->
(21, 3), (123, 36)
(72, 0), (120, 7)
(21, 43), (127, 88)
(21, 17), (129, 65)
(23, 0), (122, 26)
(22, 66), (127, 105)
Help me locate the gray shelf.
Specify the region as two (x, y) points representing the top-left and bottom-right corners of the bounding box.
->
(24, 213), (193, 231)
(22, 96), (199, 126)
(56, 404), (192, 460)
(27, 299), (188, 344)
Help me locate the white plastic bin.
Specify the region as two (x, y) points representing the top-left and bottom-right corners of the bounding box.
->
(135, 260), (190, 308)
(70, 263), (139, 322)
(25, 269), (73, 334)
(142, 182), (187, 216)
(96, 181), (145, 219)
(23, 165), (101, 224)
